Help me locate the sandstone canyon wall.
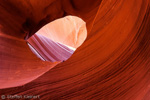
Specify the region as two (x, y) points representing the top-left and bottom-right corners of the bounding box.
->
(0, 0), (150, 100)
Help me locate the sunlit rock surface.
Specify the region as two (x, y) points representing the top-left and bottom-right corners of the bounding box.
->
(27, 16), (87, 62)
(37, 16), (87, 48)
(0, 0), (150, 100)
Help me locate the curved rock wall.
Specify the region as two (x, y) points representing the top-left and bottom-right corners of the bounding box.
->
(0, 0), (149, 100)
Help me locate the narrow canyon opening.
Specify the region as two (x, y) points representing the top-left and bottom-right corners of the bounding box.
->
(26, 16), (87, 62)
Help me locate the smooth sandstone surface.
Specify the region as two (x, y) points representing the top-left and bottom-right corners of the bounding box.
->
(27, 34), (75, 62)
(26, 15), (87, 62)
(0, 0), (150, 100)
(37, 16), (87, 49)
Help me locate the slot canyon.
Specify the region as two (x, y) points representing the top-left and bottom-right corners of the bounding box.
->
(0, 0), (150, 100)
